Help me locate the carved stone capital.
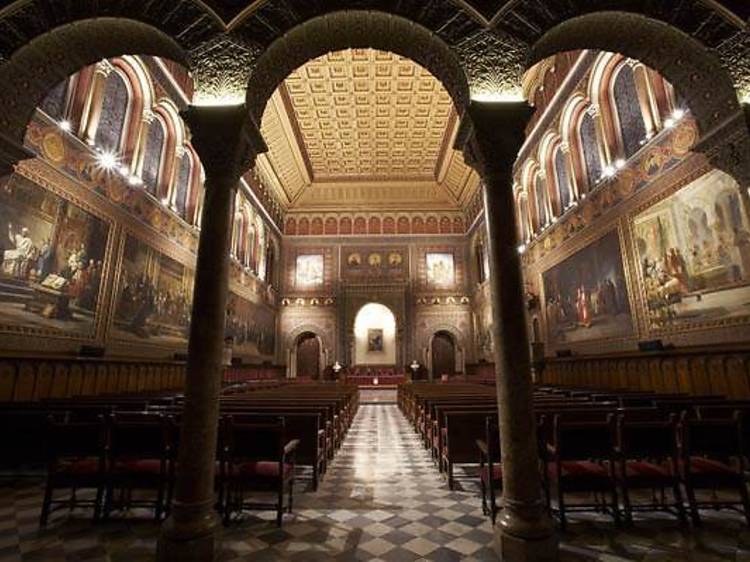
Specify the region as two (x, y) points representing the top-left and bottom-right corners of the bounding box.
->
(181, 103), (267, 186)
(456, 101), (533, 182)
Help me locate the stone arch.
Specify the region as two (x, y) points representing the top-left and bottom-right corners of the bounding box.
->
(245, 10), (470, 126)
(285, 323), (334, 356)
(424, 324), (467, 378)
(0, 17), (188, 170)
(285, 323), (334, 379)
(529, 11), (739, 136)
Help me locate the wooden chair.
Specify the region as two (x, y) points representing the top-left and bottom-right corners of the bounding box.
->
(614, 415), (686, 525)
(545, 415), (620, 530)
(221, 417), (299, 526)
(477, 415), (502, 524)
(679, 413), (750, 526)
(40, 415), (107, 526)
(104, 412), (173, 520)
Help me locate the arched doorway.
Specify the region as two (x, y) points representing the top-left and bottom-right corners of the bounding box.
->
(431, 331), (456, 380)
(295, 331), (321, 379)
(353, 303), (397, 367)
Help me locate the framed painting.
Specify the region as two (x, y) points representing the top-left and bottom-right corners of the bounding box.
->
(543, 230), (634, 345)
(367, 328), (384, 352)
(426, 252), (455, 288)
(295, 254), (324, 289)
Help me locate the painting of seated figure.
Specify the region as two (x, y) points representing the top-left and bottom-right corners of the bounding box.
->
(633, 168), (750, 331)
(543, 230), (634, 345)
(0, 174), (109, 338)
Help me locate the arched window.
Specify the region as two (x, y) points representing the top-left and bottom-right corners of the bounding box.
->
(95, 70), (130, 152)
(613, 65), (648, 158)
(265, 242), (275, 285)
(534, 175), (549, 230)
(476, 242), (486, 284)
(256, 220), (266, 277)
(142, 118), (166, 194)
(247, 224), (256, 270)
(231, 213), (244, 261)
(40, 79), (68, 121)
(579, 111), (602, 189)
(173, 151), (192, 218)
(553, 147), (573, 211)
(518, 195), (531, 242)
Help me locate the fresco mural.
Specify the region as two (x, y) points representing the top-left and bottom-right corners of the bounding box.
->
(0, 175), (109, 337)
(295, 254), (324, 289)
(342, 246), (408, 281)
(633, 169), (750, 330)
(543, 231), (633, 344)
(113, 235), (194, 346)
(226, 293), (276, 357)
(426, 253), (455, 288)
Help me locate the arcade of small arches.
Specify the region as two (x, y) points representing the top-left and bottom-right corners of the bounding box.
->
(514, 51), (684, 245)
(2, 3), (750, 562)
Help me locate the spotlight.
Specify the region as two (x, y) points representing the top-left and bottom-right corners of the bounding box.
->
(664, 118), (676, 129)
(672, 108), (685, 120)
(161, 198), (170, 206)
(615, 159), (626, 170)
(58, 120), (72, 132)
(602, 166), (616, 179)
(517, 244), (527, 254)
(118, 165), (130, 176)
(128, 175), (142, 186)
(96, 150), (119, 171)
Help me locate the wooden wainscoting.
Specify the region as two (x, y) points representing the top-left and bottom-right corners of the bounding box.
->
(542, 346), (750, 398)
(0, 356), (186, 402)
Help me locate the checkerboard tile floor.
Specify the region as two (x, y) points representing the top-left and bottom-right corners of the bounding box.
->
(1, 404), (750, 561)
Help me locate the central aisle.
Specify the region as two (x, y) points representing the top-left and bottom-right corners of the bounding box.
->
(225, 404), (497, 561)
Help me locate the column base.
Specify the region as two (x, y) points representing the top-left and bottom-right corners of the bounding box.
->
(493, 526), (559, 562)
(156, 512), (222, 562)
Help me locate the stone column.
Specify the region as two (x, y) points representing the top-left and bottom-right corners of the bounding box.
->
(157, 104), (266, 562)
(458, 101), (558, 561)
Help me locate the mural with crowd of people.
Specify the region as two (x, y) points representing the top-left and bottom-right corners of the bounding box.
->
(0, 175), (109, 337)
(633, 169), (750, 331)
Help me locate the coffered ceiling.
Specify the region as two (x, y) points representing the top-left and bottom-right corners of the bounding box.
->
(257, 48), (480, 212)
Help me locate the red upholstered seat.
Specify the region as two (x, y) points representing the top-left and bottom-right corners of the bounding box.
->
(686, 456), (736, 476)
(620, 460), (673, 483)
(58, 458), (101, 475)
(230, 461), (293, 479)
(480, 464), (502, 485)
(554, 460), (609, 479)
(113, 459), (164, 475)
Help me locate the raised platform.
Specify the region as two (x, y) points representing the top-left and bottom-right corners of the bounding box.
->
(359, 388), (397, 404)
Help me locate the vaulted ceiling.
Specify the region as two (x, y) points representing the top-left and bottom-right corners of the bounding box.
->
(257, 48), (480, 212)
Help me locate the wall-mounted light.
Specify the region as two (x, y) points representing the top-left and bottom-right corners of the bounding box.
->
(517, 244), (527, 254)
(58, 120), (72, 132)
(96, 150), (119, 171)
(614, 159), (626, 170)
(128, 175), (142, 186)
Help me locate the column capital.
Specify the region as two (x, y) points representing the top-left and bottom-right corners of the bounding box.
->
(181, 104), (267, 185)
(456, 101), (533, 181)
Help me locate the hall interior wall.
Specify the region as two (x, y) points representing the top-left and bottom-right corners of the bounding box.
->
(0, 56), (280, 370)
